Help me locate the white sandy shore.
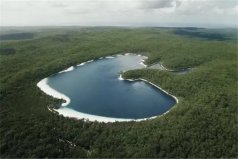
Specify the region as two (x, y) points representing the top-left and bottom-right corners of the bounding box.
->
(37, 78), (70, 106)
(77, 62), (85, 66)
(77, 60), (94, 67)
(56, 107), (152, 123)
(105, 56), (115, 59)
(37, 53), (177, 123)
(86, 60), (94, 63)
(118, 74), (124, 80)
(140, 62), (147, 67)
(58, 66), (74, 74)
(139, 57), (147, 67)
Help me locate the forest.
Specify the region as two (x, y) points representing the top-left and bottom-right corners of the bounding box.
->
(0, 27), (237, 158)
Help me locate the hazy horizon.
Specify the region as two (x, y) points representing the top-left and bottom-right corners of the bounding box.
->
(0, 0), (237, 28)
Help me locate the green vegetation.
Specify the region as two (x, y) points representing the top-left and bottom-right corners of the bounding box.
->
(0, 27), (237, 158)
(0, 33), (34, 41)
(172, 27), (237, 41)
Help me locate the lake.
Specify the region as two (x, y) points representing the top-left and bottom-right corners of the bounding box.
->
(39, 54), (177, 122)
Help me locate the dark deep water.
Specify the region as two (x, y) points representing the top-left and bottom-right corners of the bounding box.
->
(47, 54), (176, 119)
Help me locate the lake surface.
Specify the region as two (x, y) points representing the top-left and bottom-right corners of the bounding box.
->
(46, 54), (176, 120)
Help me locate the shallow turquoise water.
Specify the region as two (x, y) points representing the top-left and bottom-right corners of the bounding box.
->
(47, 54), (176, 119)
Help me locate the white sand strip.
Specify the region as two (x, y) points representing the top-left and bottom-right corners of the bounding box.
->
(105, 56), (115, 59)
(140, 62), (147, 67)
(58, 66), (74, 74)
(37, 78), (71, 106)
(77, 60), (93, 67)
(77, 62), (85, 66)
(86, 60), (94, 63)
(118, 74), (124, 80)
(56, 107), (160, 123)
(56, 107), (132, 122)
(140, 55), (148, 67)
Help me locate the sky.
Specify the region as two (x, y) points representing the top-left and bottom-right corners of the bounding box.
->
(0, 0), (237, 28)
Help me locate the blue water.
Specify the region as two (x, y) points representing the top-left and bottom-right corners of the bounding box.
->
(47, 54), (176, 119)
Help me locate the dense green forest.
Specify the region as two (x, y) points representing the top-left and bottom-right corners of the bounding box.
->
(0, 27), (237, 158)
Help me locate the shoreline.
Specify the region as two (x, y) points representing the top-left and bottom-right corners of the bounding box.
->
(37, 53), (178, 123)
(118, 75), (179, 104)
(58, 66), (74, 74)
(56, 107), (160, 123)
(37, 78), (71, 106)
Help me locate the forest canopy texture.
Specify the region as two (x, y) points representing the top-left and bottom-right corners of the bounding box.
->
(0, 27), (237, 158)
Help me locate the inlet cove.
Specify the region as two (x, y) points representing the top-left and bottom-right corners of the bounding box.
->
(37, 54), (177, 122)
